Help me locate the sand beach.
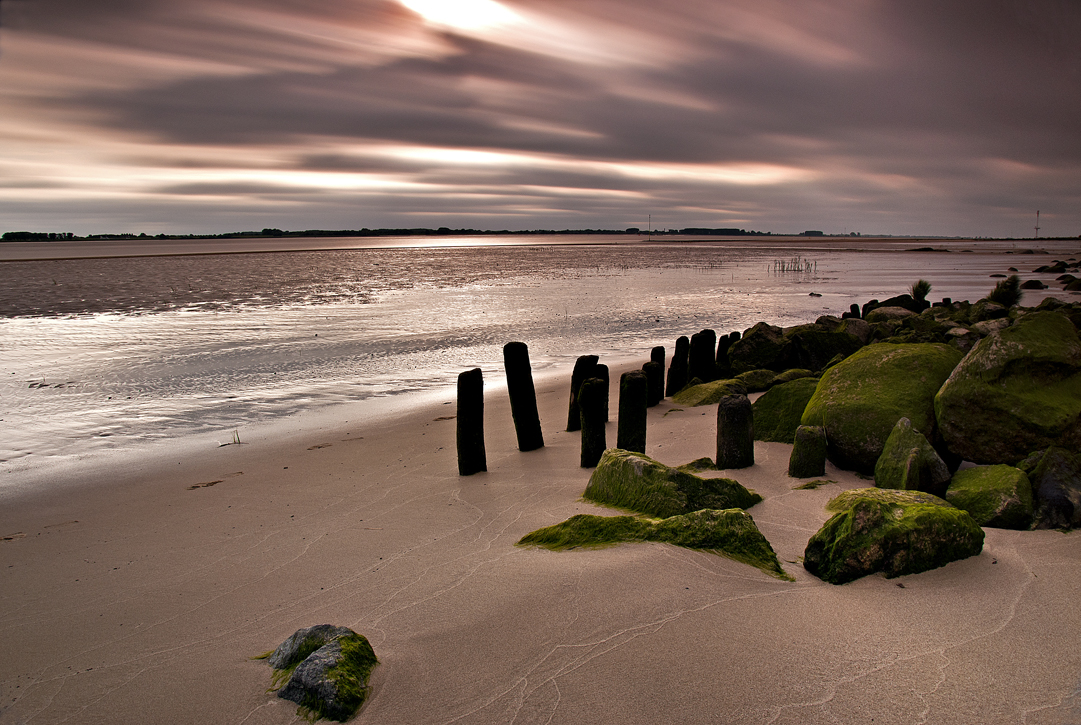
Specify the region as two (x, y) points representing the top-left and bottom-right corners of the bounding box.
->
(2, 353), (1080, 724)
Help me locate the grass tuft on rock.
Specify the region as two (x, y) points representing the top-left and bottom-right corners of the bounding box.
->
(518, 510), (792, 580)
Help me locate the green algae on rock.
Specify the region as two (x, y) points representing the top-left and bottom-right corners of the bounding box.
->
(945, 465), (1033, 530)
(803, 488), (984, 584)
(258, 625), (378, 722)
(874, 417), (951, 497)
(671, 378), (747, 407)
(934, 311), (1081, 465)
(1018, 446), (1081, 530)
(584, 448), (761, 519)
(517, 509), (791, 579)
(753, 376), (820, 444)
(734, 368), (777, 393)
(800, 343), (964, 474)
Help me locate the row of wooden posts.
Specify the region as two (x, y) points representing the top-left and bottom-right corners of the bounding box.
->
(456, 338), (766, 476)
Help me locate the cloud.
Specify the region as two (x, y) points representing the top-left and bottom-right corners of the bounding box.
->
(0, 0), (1079, 236)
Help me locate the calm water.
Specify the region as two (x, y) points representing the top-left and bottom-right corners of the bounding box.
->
(1, 236), (1075, 476)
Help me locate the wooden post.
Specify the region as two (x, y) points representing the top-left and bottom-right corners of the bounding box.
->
(456, 368), (486, 475)
(579, 377), (607, 467)
(502, 342), (544, 451)
(665, 335), (690, 396)
(716, 393), (754, 469)
(643, 361), (663, 407)
(689, 329), (717, 383)
(617, 371), (648, 454)
(567, 354), (599, 431)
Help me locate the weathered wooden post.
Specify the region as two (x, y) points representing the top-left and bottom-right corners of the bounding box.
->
(665, 335), (690, 396)
(650, 346), (665, 367)
(567, 354), (599, 431)
(688, 329), (717, 383)
(502, 341), (544, 451)
(715, 333), (734, 378)
(595, 363), (610, 421)
(716, 393), (754, 468)
(643, 361), (664, 407)
(456, 368), (486, 475)
(617, 371), (648, 454)
(579, 377), (607, 467)
(789, 425), (827, 478)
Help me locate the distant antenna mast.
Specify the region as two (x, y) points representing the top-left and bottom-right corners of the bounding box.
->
(648, 214), (651, 241)
(1034, 210), (1040, 239)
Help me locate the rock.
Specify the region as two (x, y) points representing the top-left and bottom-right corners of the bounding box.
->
(971, 318), (1011, 336)
(864, 306), (917, 323)
(753, 377), (820, 444)
(583, 449), (761, 518)
(677, 456), (719, 473)
(277, 631), (378, 722)
(265, 625), (378, 722)
(945, 465), (1033, 530)
(788, 425), (827, 478)
(772, 368), (815, 384)
(734, 368), (776, 392)
(838, 318), (872, 344)
(1020, 447), (1081, 530)
(863, 294), (924, 317)
(801, 343), (964, 474)
(784, 329), (865, 372)
(874, 418), (951, 497)
(969, 299), (1010, 323)
(716, 394), (754, 469)
(728, 322), (786, 374)
(1021, 279), (1048, 290)
(934, 311), (1081, 464)
(803, 488), (984, 584)
(517, 509), (789, 578)
(267, 624), (355, 671)
(671, 378), (747, 407)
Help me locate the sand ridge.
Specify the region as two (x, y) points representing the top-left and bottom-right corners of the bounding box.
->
(0, 362), (1079, 724)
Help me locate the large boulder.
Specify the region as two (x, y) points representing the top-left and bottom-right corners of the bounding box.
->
(583, 448), (761, 518)
(934, 311), (1081, 464)
(728, 322), (863, 374)
(874, 418), (951, 497)
(753, 377), (820, 444)
(517, 509), (789, 578)
(801, 343), (964, 474)
(945, 465), (1033, 530)
(1018, 447), (1081, 530)
(265, 625), (378, 722)
(784, 329), (865, 372)
(803, 488), (984, 584)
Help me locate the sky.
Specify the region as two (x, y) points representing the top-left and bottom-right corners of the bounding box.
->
(1, 0), (1079, 238)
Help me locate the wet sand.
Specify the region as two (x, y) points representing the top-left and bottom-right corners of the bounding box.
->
(1, 362), (1079, 724)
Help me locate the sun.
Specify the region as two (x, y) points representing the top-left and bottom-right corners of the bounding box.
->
(399, 0), (519, 31)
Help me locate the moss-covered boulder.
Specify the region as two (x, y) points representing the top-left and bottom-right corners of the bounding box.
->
(803, 488), (984, 584)
(874, 418), (951, 497)
(784, 329), (865, 372)
(729, 322), (786, 374)
(934, 311), (1081, 465)
(261, 625), (378, 722)
(801, 343), (964, 474)
(789, 425), (827, 478)
(865, 306), (917, 323)
(734, 368), (776, 392)
(517, 509), (789, 578)
(753, 377), (820, 444)
(772, 368), (815, 384)
(945, 465), (1033, 530)
(1019, 447), (1081, 530)
(584, 448), (761, 518)
(671, 378), (747, 407)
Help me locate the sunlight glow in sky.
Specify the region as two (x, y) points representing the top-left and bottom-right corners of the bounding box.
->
(399, 0), (520, 31)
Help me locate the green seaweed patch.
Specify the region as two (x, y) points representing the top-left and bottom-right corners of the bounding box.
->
(255, 636), (333, 693)
(793, 479), (836, 490)
(663, 408), (685, 416)
(296, 634), (379, 723)
(517, 510), (792, 580)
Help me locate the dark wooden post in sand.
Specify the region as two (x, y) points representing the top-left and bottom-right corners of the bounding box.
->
(650, 346), (665, 367)
(579, 377), (607, 467)
(617, 371), (648, 454)
(567, 354), (599, 431)
(665, 335), (690, 396)
(716, 333), (734, 378)
(689, 329), (717, 383)
(643, 361), (664, 407)
(456, 368), (486, 475)
(716, 393), (754, 469)
(595, 363), (610, 421)
(502, 342), (544, 451)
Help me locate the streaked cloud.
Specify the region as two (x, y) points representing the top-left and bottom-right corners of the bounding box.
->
(0, 0), (1078, 236)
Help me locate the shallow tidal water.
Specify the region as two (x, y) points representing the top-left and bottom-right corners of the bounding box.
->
(1, 235), (1076, 482)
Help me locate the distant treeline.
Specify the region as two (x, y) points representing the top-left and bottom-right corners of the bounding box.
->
(2, 226), (780, 242)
